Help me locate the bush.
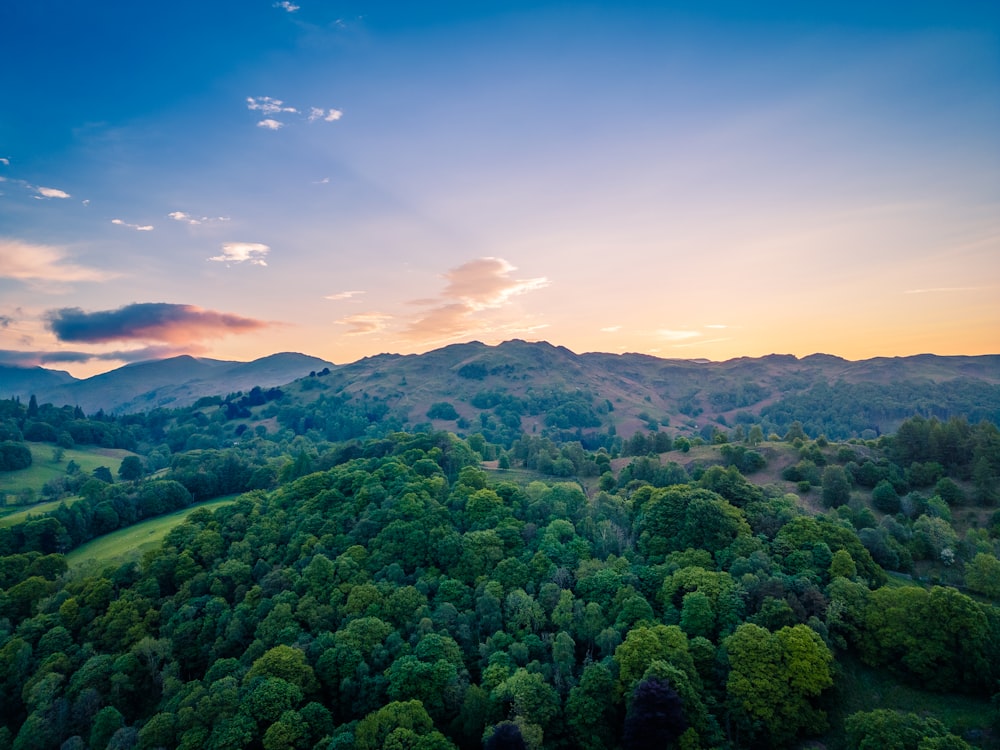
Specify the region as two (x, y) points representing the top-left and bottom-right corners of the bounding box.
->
(0, 441), (32, 471)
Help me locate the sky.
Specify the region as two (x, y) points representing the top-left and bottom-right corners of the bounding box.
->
(1, 1), (998, 378)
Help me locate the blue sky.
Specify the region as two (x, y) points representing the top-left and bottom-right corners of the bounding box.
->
(1, 1), (998, 376)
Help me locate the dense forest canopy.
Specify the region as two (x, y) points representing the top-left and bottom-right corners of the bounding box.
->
(0, 361), (999, 749)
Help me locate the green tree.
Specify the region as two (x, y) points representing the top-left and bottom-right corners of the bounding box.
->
(964, 553), (1000, 599)
(821, 465), (851, 507)
(724, 623), (833, 746)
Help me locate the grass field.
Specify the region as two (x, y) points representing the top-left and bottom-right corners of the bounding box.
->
(0, 443), (135, 508)
(820, 654), (994, 749)
(66, 495), (239, 571)
(0, 495), (84, 528)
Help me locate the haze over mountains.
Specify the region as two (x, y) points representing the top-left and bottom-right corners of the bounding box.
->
(2, 341), (998, 439)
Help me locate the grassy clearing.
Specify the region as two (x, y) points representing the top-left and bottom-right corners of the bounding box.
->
(0, 443), (134, 506)
(0, 495), (84, 528)
(66, 495), (239, 571)
(820, 654), (994, 749)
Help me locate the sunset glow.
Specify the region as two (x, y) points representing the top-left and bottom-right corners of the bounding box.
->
(1, 1), (997, 377)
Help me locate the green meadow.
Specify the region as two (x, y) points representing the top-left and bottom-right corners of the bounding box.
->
(0, 443), (135, 509)
(65, 495), (239, 570)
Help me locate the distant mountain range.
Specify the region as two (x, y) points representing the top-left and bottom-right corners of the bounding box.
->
(0, 353), (334, 414)
(2, 341), (999, 438)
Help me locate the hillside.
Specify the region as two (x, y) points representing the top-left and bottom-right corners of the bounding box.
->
(0, 352), (335, 414)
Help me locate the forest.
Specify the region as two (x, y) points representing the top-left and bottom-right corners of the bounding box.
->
(0, 378), (999, 750)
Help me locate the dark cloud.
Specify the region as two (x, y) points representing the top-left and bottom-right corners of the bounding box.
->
(45, 303), (267, 344)
(0, 345), (197, 368)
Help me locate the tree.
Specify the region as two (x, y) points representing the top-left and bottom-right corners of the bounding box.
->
(724, 623), (833, 746)
(964, 553), (1000, 599)
(821, 465), (851, 507)
(872, 480), (900, 514)
(845, 709), (973, 750)
(623, 677), (687, 750)
(118, 455), (144, 482)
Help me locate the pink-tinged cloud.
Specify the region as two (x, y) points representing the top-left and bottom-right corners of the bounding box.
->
(403, 257), (549, 340)
(45, 303), (268, 344)
(324, 290), (365, 301)
(0, 238), (113, 284)
(336, 313), (392, 335)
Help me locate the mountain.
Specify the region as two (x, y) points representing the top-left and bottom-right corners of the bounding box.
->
(0, 365), (78, 401)
(272, 341), (1000, 441)
(1, 352), (335, 415)
(4, 342), (1000, 439)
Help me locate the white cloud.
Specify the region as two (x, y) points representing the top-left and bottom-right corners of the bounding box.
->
(168, 211), (198, 224)
(82, 199), (90, 206)
(0, 158), (9, 166)
(257, 119), (284, 130)
(0, 238), (114, 285)
(209, 242), (270, 266)
(37, 186), (71, 199)
(274, 1), (300, 11)
(246, 96), (297, 115)
(168, 211), (229, 225)
(658, 329), (701, 341)
(111, 219), (154, 231)
(308, 107), (343, 122)
(324, 290), (365, 301)
(600, 325), (621, 333)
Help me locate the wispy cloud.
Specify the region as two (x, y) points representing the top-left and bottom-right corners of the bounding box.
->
(111, 218), (154, 231)
(704, 324), (728, 329)
(0, 158), (9, 166)
(0, 238), (113, 286)
(274, 1), (300, 12)
(257, 119), (284, 130)
(324, 290), (365, 301)
(404, 257), (549, 340)
(36, 186), (71, 199)
(336, 313), (391, 335)
(600, 325), (621, 333)
(208, 242), (270, 266)
(45, 303), (268, 344)
(658, 329), (701, 341)
(904, 286), (983, 294)
(247, 96), (298, 115)
(168, 211), (230, 226)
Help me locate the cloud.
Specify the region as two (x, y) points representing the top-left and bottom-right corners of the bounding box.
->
(274, 1), (300, 11)
(0, 344), (207, 368)
(324, 290), (364, 301)
(168, 211), (230, 225)
(904, 286), (983, 294)
(111, 219), (154, 231)
(336, 313), (391, 335)
(0, 158), (9, 166)
(208, 242), (270, 266)
(308, 107), (343, 122)
(404, 257), (549, 340)
(45, 303), (268, 344)
(247, 96), (297, 115)
(600, 325), (622, 333)
(248, 96), (342, 129)
(0, 238), (113, 285)
(704, 324), (728, 329)
(37, 186), (71, 199)
(658, 329), (701, 341)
